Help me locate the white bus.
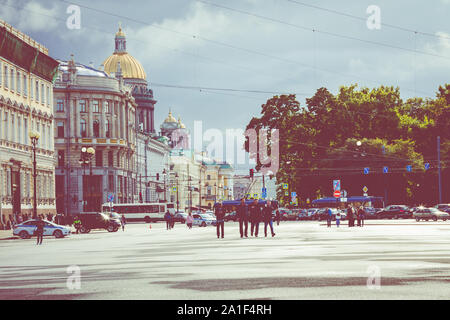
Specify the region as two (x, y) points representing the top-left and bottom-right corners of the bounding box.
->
(102, 202), (175, 222)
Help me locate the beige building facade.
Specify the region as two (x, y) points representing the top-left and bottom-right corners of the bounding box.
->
(0, 20), (59, 221)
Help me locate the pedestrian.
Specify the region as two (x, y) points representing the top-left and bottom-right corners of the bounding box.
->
(347, 204), (354, 227)
(170, 212), (176, 229)
(326, 207), (332, 228)
(35, 217), (44, 245)
(121, 214), (126, 231)
(336, 210), (341, 227)
(358, 206), (366, 227)
(164, 211), (171, 230)
(73, 216), (81, 234)
(263, 200), (276, 237)
(250, 200), (261, 237)
(237, 198), (249, 238)
(215, 202), (225, 239)
(276, 209), (281, 226)
(186, 213), (193, 229)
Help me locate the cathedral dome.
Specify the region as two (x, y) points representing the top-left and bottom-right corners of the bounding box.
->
(102, 24), (147, 80)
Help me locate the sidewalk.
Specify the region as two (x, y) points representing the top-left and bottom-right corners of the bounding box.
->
(0, 229), (17, 240)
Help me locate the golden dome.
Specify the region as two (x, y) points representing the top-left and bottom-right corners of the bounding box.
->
(178, 117), (186, 128)
(102, 53), (147, 80)
(102, 23), (147, 80)
(164, 111), (177, 123)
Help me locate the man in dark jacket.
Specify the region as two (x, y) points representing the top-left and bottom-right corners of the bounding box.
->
(35, 217), (45, 245)
(263, 201), (276, 237)
(215, 202), (225, 238)
(250, 200), (261, 237)
(347, 204), (354, 227)
(237, 199), (249, 238)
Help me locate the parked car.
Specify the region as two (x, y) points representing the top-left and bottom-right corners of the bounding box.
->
(434, 204), (450, 214)
(173, 212), (188, 223)
(413, 207), (450, 222)
(224, 211), (238, 222)
(78, 212), (121, 233)
(297, 209), (309, 220)
(13, 220), (71, 239)
(376, 205), (412, 219)
(192, 213), (216, 227)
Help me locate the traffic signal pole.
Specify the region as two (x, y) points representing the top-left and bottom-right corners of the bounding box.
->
(438, 136), (442, 204)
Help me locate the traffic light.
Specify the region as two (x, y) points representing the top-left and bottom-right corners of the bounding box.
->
(249, 169), (254, 179)
(156, 173), (160, 180)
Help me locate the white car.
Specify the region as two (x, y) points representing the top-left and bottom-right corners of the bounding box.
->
(13, 219), (71, 239)
(192, 214), (216, 227)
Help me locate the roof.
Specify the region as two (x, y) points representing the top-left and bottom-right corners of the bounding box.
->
(58, 60), (109, 77)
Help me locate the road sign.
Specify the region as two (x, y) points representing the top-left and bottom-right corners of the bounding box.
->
(363, 193), (368, 197)
(172, 187), (177, 192)
(364, 167), (370, 175)
(333, 180), (341, 191)
(262, 187), (267, 199)
(383, 166), (389, 173)
(363, 186), (368, 193)
(340, 197), (347, 202)
(333, 190), (341, 198)
(306, 198), (310, 204)
(282, 183), (289, 190)
(108, 194), (114, 202)
(291, 192), (297, 197)
(284, 191), (289, 196)
(406, 165), (412, 172)
(253, 193), (258, 199)
(425, 163), (430, 170)
(342, 190), (348, 198)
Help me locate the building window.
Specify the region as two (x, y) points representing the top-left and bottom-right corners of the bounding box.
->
(108, 174), (114, 192)
(23, 74), (27, 96)
(108, 151), (114, 167)
(56, 99), (64, 112)
(80, 119), (87, 137)
(104, 101), (110, 113)
(93, 100), (99, 113)
(16, 71), (20, 94)
(35, 80), (39, 101)
(4, 112), (8, 140)
(57, 121), (64, 138)
(10, 68), (14, 91)
(24, 118), (28, 145)
(79, 99), (86, 112)
(41, 83), (44, 104)
(95, 150), (103, 167)
(207, 175), (211, 180)
(105, 119), (110, 138)
(18, 117), (22, 144)
(11, 114), (15, 142)
(58, 150), (65, 167)
(46, 86), (50, 105)
(0, 61), (2, 86)
(93, 120), (100, 137)
(3, 66), (7, 88)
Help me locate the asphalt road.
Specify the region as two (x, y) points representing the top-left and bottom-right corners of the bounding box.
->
(0, 220), (449, 300)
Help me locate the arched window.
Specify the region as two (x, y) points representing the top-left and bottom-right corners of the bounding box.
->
(93, 120), (100, 138)
(80, 119), (87, 137)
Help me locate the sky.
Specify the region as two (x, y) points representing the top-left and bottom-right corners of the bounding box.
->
(1, 0), (449, 177)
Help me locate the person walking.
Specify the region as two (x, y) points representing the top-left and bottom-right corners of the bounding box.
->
(35, 217), (44, 245)
(73, 216), (81, 234)
(275, 209), (281, 226)
(263, 201), (276, 237)
(237, 199), (249, 238)
(120, 214), (126, 231)
(215, 202), (225, 239)
(164, 211), (171, 230)
(347, 204), (354, 227)
(336, 210), (341, 227)
(186, 213), (194, 229)
(326, 207), (333, 228)
(250, 200), (262, 237)
(358, 206), (366, 227)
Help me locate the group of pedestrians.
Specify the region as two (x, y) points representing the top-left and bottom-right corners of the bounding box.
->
(324, 205), (366, 228)
(214, 199), (276, 239)
(164, 211), (176, 230)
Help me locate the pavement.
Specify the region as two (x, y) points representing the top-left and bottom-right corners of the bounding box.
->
(0, 220), (449, 300)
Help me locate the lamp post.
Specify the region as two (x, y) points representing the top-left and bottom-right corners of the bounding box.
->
(163, 169), (167, 202)
(175, 173), (179, 211)
(29, 131), (40, 219)
(79, 147), (95, 211)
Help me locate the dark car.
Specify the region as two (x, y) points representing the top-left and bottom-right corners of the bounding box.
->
(434, 204), (450, 214)
(78, 212), (121, 233)
(224, 211), (238, 222)
(376, 205), (412, 219)
(173, 212), (188, 223)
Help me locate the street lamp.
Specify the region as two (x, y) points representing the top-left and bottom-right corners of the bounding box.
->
(29, 131), (40, 219)
(79, 146), (95, 211)
(163, 169), (167, 202)
(175, 173), (179, 211)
